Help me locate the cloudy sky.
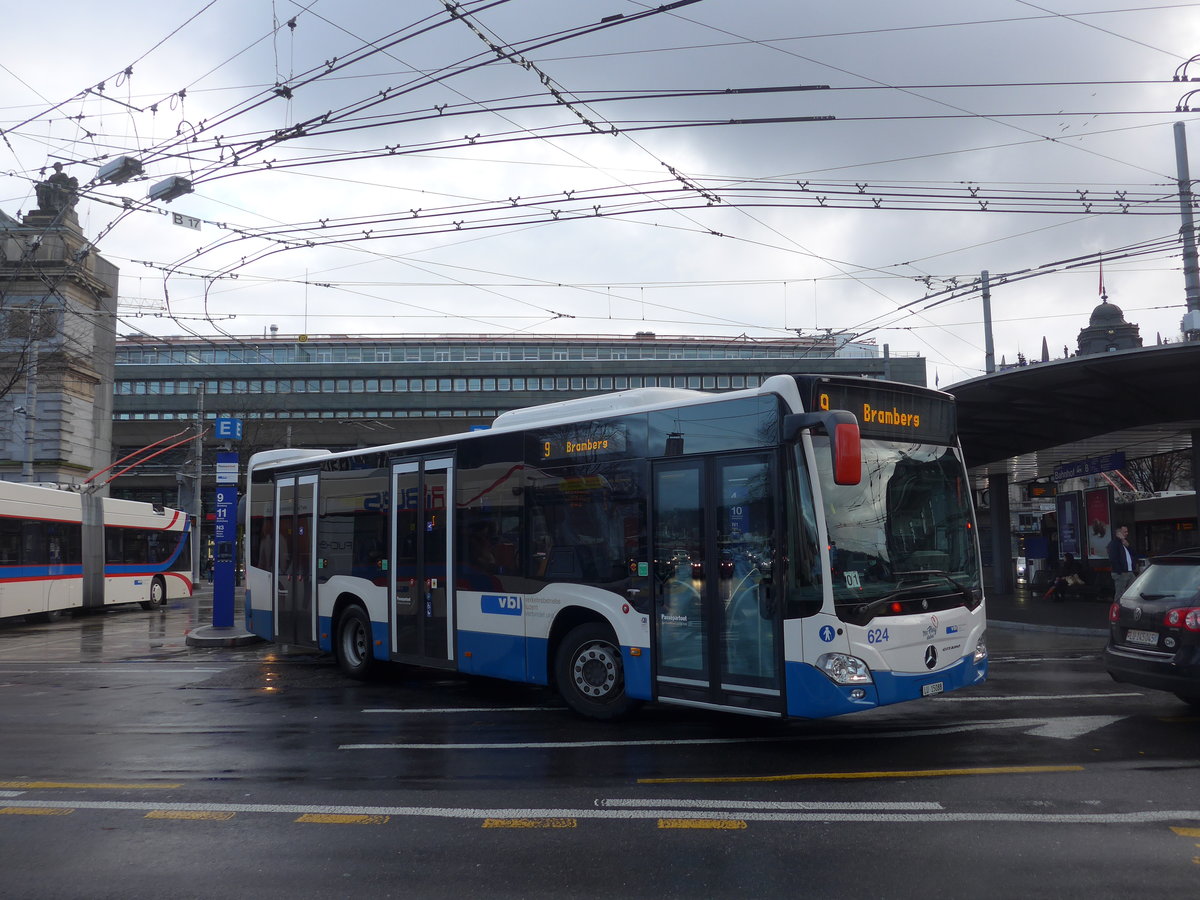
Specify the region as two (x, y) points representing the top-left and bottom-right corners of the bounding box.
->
(3, 0), (1199, 385)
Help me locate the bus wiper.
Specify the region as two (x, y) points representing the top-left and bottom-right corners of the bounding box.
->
(890, 569), (970, 597)
(850, 570), (972, 620)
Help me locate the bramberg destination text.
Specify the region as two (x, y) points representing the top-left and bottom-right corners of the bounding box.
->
(861, 403), (921, 429)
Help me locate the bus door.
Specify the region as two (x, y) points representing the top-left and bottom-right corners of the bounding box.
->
(390, 457), (455, 666)
(652, 452), (782, 715)
(275, 473), (318, 645)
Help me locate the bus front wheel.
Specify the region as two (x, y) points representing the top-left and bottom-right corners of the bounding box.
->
(336, 605), (377, 680)
(554, 623), (639, 720)
(140, 576), (167, 610)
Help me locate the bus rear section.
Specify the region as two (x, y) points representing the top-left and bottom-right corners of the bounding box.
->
(100, 496), (194, 609)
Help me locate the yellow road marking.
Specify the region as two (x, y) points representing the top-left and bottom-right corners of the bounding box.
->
(639, 765), (1083, 784)
(1170, 826), (1200, 838)
(295, 813), (390, 825)
(0, 781), (182, 790)
(0, 807), (74, 816)
(482, 818), (577, 829)
(145, 810), (236, 821)
(658, 819), (747, 830)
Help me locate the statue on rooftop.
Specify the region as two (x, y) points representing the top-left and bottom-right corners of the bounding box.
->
(34, 162), (79, 214)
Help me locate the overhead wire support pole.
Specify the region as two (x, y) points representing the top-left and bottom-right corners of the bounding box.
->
(1174, 122), (1200, 339)
(981, 271), (996, 375)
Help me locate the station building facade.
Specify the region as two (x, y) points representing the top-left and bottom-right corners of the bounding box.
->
(110, 331), (925, 506)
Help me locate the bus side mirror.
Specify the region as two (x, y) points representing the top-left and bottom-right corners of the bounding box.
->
(783, 411), (862, 486)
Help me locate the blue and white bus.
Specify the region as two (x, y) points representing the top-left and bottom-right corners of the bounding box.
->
(0, 481), (193, 621)
(244, 374), (986, 720)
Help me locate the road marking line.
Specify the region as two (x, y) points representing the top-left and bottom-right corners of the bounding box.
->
(658, 819), (747, 830)
(341, 737), (784, 750)
(934, 692), (1142, 702)
(639, 765), (1083, 784)
(0, 807), (73, 816)
(482, 818), (576, 828)
(146, 810), (236, 821)
(364, 707), (549, 714)
(0, 781), (182, 790)
(601, 799), (942, 810)
(1171, 826), (1200, 837)
(340, 715), (1121, 750)
(295, 814), (390, 825)
(10, 799), (1199, 825)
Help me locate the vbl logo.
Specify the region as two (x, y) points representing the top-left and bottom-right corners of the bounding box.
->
(481, 594), (522, 616)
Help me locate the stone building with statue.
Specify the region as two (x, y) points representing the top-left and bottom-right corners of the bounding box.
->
(0, 165), (119, 484)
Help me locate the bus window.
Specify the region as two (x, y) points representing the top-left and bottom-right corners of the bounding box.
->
(527, 464), (645, 587)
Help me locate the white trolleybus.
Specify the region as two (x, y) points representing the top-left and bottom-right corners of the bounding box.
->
(0, 481), (193, 621)
(244, 374), (987, 720)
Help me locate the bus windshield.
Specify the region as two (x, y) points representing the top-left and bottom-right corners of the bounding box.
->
(817, 440), (981, 623)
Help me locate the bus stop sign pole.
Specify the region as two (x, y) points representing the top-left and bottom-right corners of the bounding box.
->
(213, 448), (240, 628)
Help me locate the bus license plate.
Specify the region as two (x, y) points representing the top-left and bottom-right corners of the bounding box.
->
(921, 681), (944, 697)
(1125, 629), (1159, 646)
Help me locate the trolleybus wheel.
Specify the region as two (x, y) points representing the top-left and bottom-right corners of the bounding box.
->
(140, 576), (167, 610)
(336, 605), (376, 680)
(554, 623), (639, 720)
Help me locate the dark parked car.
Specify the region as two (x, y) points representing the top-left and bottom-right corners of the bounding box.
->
(1103, 549), (1200, 709)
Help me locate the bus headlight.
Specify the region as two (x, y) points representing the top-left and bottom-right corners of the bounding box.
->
(974, 637), (987, 663)
(817, 652), (872, 685)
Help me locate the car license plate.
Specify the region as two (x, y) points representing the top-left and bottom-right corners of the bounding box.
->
(1125, 629), (1159, 646)
(921, 681), (944, 697)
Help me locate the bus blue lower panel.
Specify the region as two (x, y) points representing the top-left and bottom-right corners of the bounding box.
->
(786, 654), (987, 719)
(247, 607), (273, 639)
(623, 648), (652, 701)
(458, 630), (540, 683)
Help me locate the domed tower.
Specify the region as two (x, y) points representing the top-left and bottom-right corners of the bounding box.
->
(1077, 299), (1142, 355)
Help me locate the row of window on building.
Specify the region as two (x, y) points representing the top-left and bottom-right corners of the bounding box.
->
(115, 342), (853, 366)
(116, 373), (765, 397)
(114, 408), (503, 421)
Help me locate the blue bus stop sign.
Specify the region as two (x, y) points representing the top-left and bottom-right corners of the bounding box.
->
(215, 418), (243, 441)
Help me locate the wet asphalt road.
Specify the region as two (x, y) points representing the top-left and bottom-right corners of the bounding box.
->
(0, 596), (1197, 899)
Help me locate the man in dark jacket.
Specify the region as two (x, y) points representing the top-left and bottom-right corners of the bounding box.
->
(1107, 524), (1135, 600)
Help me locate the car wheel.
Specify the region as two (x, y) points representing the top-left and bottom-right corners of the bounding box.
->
(554, 623), (640, 720)
(140, 576), (167, 610)
(336, 605), (377, 680)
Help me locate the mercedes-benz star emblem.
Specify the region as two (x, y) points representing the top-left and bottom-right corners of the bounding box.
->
(924, 646), (938, 669)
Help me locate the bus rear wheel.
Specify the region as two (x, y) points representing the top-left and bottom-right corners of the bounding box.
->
(140, 576), (167, 610)
(336, 605), (377, 680)
(554, 623), (639, 720)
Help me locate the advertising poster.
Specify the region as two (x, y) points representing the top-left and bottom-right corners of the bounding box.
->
(1056, 491), (1083, 558)
(1085, 487), (1112, 561)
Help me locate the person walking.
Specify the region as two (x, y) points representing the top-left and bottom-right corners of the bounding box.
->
(1107, 524), (1136, 600)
